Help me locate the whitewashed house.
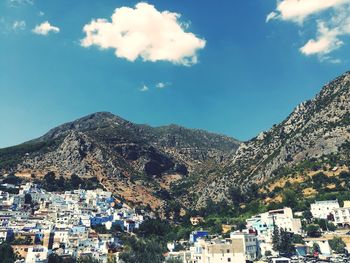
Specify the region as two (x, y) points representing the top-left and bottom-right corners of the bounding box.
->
(230, 231), (259, 261)
(311, 200), (339, 219)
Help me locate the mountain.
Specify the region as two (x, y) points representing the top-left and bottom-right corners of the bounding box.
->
(0, 112), (240, 211)
(196, 71), (350, 207)
(2, 71), (350, 214)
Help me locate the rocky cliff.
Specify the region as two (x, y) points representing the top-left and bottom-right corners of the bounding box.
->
(2, 72), (350, 213)
(0, 112), (240, 210)
(196, 72), (350, 206)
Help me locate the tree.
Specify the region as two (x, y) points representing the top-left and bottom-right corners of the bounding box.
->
(282, 189), (298, 208)
(229, 186), (244, 206)
(317, 219), (328, 231)
(57, 176), (65, 190)
(119, 237), (165, 263)
(236, 221), (246, 231)
(43, 172), (56, 192)
(302, 210), (313, 224)
(246, 183), (259, 201)
(77, 256), (99, 263)
(48, 254), (64, 263)
(312, 172), (328, 188)
(306, 224), (321, 238)
(292, 234), (305, 244)
(107, 255), (117, 263)
(265, 250), (272, 257)
(339, 171), (350, 180)
(328, 222), (337, 232)
(316, 219), (336, 232)
(165, 257), (183, 263)
(279, 228), (295, 256)
(313, 243), (320, 255)
(137, 219), (170, 239)
(24, 193), (32, 205)
(12, 236), (33, 245)
(0, 242), (17, 263)
(329, 237), (346, 254)
(71, 174), (83, 189)
(272, 225), (295, 256)
(272, 222), (280, 253)
(3, 175), (22, 185)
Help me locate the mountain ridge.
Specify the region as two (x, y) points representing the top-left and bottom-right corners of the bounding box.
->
(195, 71), (350, 207)
(0, 112), (240, 212)
(1, 71), (350, 215)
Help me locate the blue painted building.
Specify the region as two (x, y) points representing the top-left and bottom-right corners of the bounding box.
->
(90, 215), (113, 226)
(189, 230), (209, 243)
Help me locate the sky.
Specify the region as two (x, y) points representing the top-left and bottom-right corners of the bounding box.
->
(1, 0), (350, 148)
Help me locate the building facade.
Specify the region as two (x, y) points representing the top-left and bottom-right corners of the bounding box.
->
(311, 200), (339, 219)
(191, 238), (246, 263)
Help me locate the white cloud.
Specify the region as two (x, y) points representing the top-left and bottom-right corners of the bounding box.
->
(266, 12), (278, 23)
(139, 85), (149, 92)
(81, 2), (206, 66)
(300, 22), (343, 56)
(32, 21), (60, 35)
(12, 20), (26, 31)
(268, 0), (350, 61)
(9, 0), (33, 7)
(267, 0), (350, 23)
(156, 82), (171, 89)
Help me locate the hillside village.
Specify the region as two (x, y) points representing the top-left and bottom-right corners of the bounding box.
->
(0, 72), (350, 263)
(2, 179), (350, 263)
(0, 181), (147, 262)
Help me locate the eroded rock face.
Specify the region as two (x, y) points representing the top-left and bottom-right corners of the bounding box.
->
(6, 72), (350, 211)
(1, 112), (240, 210)
(197, 72), (350, 207)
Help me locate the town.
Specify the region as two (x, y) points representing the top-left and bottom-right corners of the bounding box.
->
(1, 180), (350, 263)
(0, 181), (145, 263)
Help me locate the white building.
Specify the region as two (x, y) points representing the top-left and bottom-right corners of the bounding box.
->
(246, 207), (302, 256)
(311, 200), (339, 219)
(230, 231), (258, 261)
(332, 206), (350, 226)
(191, 238), (246, 263)
(247, 207), (302, 235)
(54, 228), (69, 244)
(0, 229), (9, 243)
(304, 238), (332, 256)
(25, 246), (48, 263)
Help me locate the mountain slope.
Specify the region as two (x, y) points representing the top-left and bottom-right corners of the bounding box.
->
(2, 72), (350, 213)
(0, 112), (240, 210)
(197, 72), (350, 206)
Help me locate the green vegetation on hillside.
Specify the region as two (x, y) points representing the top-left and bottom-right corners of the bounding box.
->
(40, 172), (102, 192)
(0, 139), (60, 170)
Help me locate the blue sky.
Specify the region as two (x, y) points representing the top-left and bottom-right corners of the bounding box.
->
(1, 0), (350, 148)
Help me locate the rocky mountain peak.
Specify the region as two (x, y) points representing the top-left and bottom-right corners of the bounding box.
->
(38, 112), (131, 141)
(196, 71), (350, 207)
(0, 112), (241, 210)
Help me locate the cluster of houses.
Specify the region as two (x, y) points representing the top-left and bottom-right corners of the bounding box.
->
(167, 207), (300, 263)
(2, 180), (350, 263)
(0, 182), (145, 263)
(167, 201), (350, 263)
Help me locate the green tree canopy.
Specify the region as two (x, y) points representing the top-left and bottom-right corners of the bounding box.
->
(0, 242), (17, 263)
(329, 237), (346, 254)
(119, 237), (165, 263)
(306, 224), (321, 238)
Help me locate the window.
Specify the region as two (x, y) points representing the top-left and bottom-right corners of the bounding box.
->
(228, 258), (231, 262)
(227, 249), (230, 253)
